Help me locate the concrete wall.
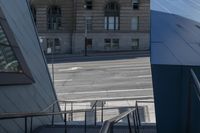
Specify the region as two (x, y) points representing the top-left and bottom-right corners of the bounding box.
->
(0, 0), (61, 132)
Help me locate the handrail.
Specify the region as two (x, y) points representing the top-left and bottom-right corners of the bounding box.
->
(99, 108), (140, 133)
(191, 69), (200, 101)
(0, 108), (93, 120)
(0, 99), (154, 133)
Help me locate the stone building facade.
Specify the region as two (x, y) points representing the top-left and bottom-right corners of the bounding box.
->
(30, 0), (150, 54)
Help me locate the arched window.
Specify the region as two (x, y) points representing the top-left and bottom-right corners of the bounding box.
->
(30, 5), (36, 24)
(104, 1), (120, 30)
(47, 6), (61, 30)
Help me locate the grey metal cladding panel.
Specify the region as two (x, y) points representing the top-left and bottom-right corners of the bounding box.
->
(0, 0), (57, 107)
(151, 0), (200, 66)
(0, 0), (61, 131)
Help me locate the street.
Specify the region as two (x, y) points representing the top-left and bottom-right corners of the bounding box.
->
(48, 54), (153, 101)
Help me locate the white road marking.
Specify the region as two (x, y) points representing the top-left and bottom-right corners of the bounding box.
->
(58, 67), (82, 72)
(55, 79), (73, 82)
(59, 95), (154, 102)
(137, 75), (152, 78)
(57, 88), (152, 95)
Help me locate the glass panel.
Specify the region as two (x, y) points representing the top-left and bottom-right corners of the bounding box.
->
(48, 6), (61, 30)
(104, 39), (111, 49)
(104, 17), (108, 29)
(86, 17), (92, 32)
(54, 38), (61, 52)
(87, 39), (92, 49)
(115, 17), (119, 30)
(112, 39), (119, 49)
(108, 17), (115, 30)
(0, 24), (22, 72)
(0, 46), (21, 72)
(132, 39), (139, 50)
(131, 17), (139, 31)
(0, 26), (9, 45)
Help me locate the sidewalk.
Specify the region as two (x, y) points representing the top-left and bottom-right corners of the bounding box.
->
(46, 50), (150, 60)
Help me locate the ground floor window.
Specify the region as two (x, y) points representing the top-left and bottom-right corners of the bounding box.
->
(86, 38), (93, 49)
(131, 39), (139, 50)
(46, 38), (61, 54)
(104, 39), (111, 49)
(104, 38), (119, 50)
(112, 39), (119, 49)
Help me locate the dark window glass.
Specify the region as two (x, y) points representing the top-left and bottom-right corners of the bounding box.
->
(86, 39), (92, 48)
(47, 6), (62, 30)
(0, 25), (22, 73)
(132, 0), (139, 10)
(85, 1), (93, 10)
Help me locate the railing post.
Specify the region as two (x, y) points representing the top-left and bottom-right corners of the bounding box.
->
(110, 124), (114, 133)
(71, 102), (73, 121)
(64, 112), (67, 133)
(95, 103), (97, 126)
(127, 114), (132, 133)
(30, 116), (33, 133)
(25, 117), (27, 133)
(133, 112), (138, 133)
(136, 102), (141, 126)
(101, 101), (104, 123)
(85, 111), (87, 133)
(52, 104), (55, 127)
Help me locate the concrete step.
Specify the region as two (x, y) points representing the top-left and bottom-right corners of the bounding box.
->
(33, 124), (156, 133)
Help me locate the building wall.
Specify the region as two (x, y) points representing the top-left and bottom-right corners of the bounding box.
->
(31, 0), (150, 54)
(73, 32), (149, 53)
(0, 0), (61, 132)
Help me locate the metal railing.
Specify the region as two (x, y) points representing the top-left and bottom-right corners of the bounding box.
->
(99, 100), (146, 133)
(186, 69), (200, 132)
(0, 100), (104, 133)
(99, 108), (140, 133)
(190, 69), (200, 101)
(0, 99), (155, 133)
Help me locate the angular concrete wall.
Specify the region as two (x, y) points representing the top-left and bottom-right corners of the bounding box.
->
(0, 0), (61, 132)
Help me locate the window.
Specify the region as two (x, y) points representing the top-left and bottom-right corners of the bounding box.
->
(0, 8), (34, 85)
(131, 17), (139, 31)
(46, 38), (61, 54)
(84, 0), (93, 10)
(112, 39), (119, 49)
(132, 0), (139, 10)
(131, 39), (139, 50)
(104, 39), (111, 49)
(104, 38), (120, 50)
(86, 16), (92, 32)
(47, 6), (62, 30)
(105, 2), (120, 30)
(30, 5), (36, 24)
(86, 39), (92, 49)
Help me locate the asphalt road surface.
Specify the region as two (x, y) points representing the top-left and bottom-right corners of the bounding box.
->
(48, 54), (153, 101)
